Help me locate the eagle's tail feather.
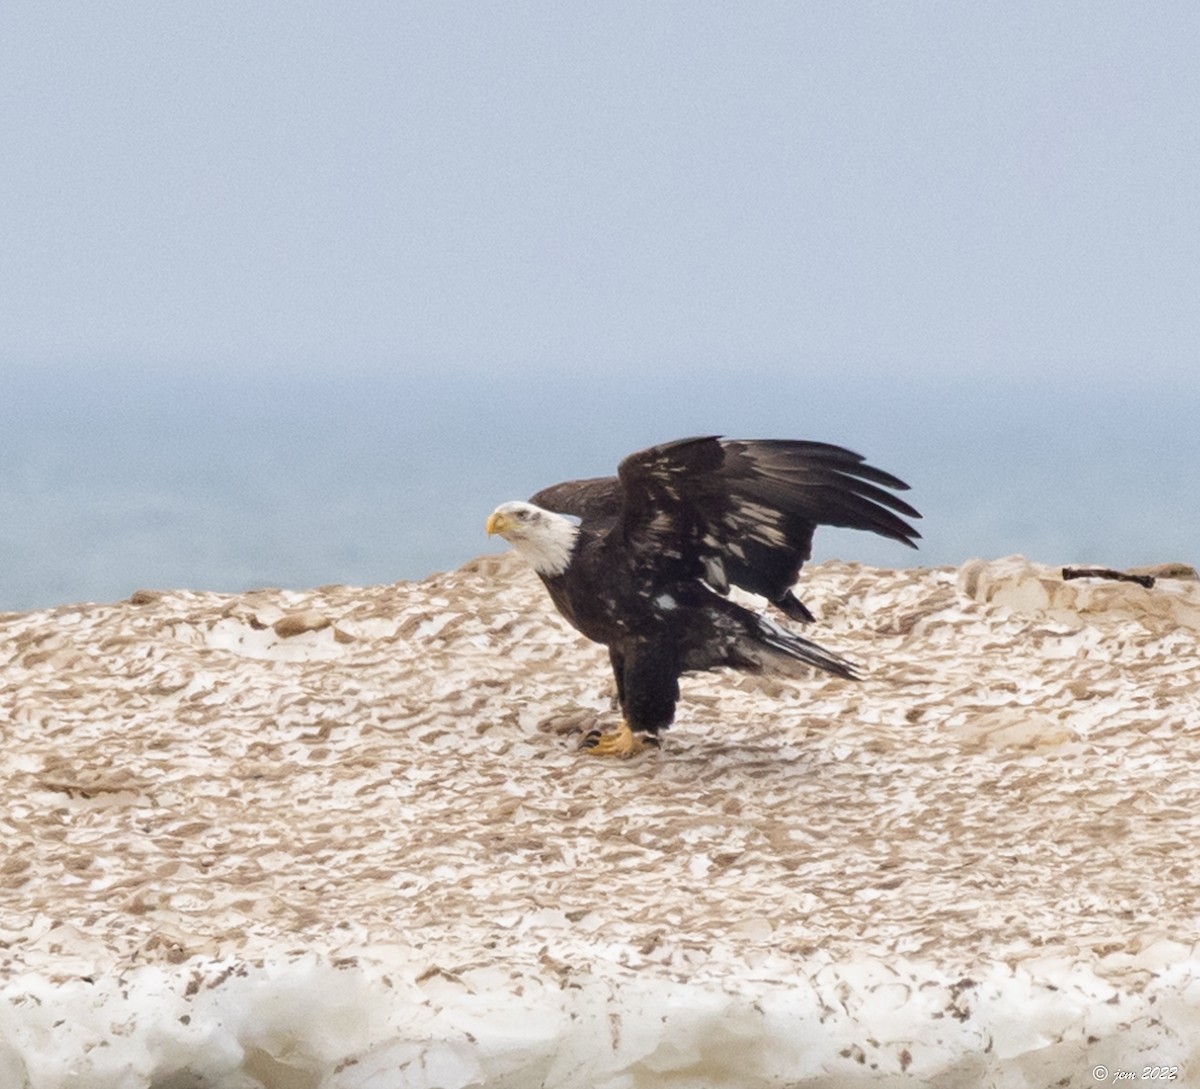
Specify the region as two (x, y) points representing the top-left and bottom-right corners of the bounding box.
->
(746, 613), (860, 682)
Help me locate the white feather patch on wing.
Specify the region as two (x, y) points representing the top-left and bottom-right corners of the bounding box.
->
(702, 555), (730, 594)
(735, 502), (790, 547)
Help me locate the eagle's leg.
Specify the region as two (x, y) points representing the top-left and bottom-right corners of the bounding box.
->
(607, 647), (627, 709)
(582, 645), (672, 757)
(582, 720), (660, 757)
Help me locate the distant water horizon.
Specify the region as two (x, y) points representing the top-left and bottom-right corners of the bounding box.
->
(2, 365), (1197, 612)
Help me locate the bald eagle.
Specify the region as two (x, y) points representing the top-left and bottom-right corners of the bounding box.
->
(486, 436), (920, 756)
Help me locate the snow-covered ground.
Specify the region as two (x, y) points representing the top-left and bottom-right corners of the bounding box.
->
(1, 554), (1198, 1088)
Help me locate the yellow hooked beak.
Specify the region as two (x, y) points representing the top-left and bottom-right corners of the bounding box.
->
(486, 511), (509, 537)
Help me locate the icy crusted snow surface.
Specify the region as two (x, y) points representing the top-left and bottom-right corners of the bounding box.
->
(2, 553), (1199, 1088)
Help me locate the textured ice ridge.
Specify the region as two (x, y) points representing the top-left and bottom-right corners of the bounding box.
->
(2, 554), (1198, 1086)
(2, 949), (1198, 1088)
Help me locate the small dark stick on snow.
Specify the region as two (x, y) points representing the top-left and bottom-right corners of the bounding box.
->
(1061, 567), (1156, 589)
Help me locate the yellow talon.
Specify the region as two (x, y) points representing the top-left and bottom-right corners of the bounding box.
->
(582, 721), (656, 758)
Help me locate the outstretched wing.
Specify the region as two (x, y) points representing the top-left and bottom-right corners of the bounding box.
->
(528, 476), (623, 525)
(614, 436), (921, 619)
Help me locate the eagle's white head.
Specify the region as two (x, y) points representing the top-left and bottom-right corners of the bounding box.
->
(486, 501), (579, 576)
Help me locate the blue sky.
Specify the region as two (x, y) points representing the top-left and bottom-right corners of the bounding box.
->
(2, 4), (1198, 607)
(3, 3), (1198, 380)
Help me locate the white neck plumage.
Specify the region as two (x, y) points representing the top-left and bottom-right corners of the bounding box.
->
(512, 511), (579, 577)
